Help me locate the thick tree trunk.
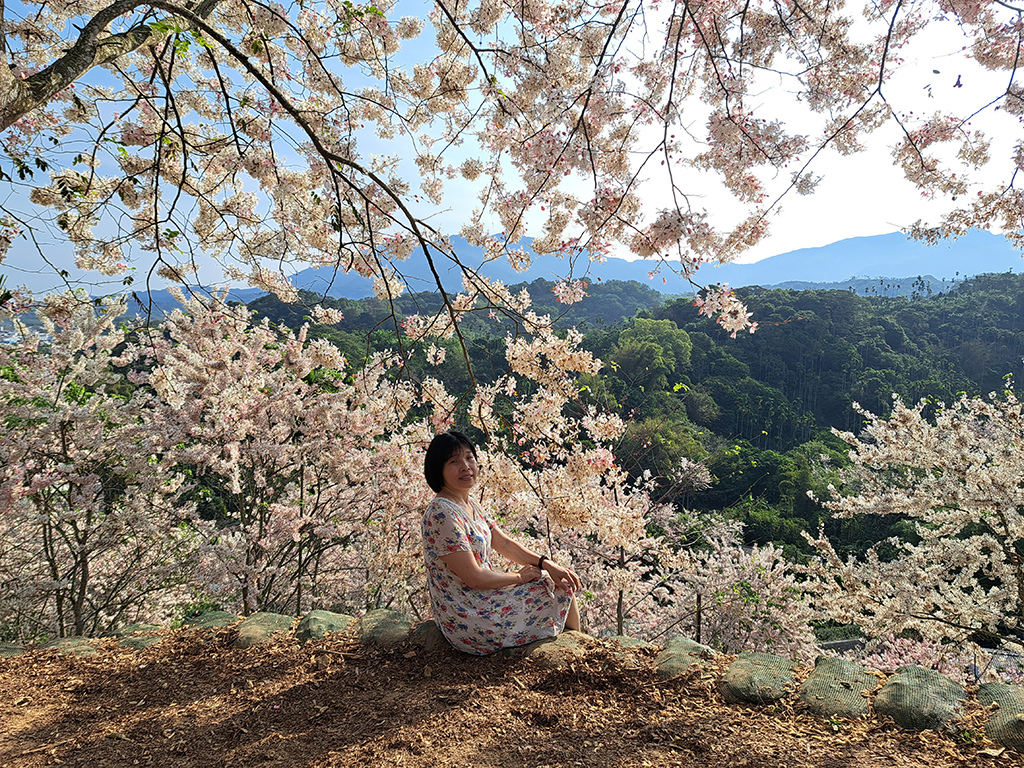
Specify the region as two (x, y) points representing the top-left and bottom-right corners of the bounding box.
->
(0, 0), (223, 131)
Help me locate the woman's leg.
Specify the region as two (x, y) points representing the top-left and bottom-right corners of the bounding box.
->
(565, 595), (580, 632)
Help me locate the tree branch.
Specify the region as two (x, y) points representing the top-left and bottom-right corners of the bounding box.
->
(0, 0), (223, 131)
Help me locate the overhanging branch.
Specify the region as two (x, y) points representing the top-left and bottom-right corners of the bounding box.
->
(1, 0), (223, 131)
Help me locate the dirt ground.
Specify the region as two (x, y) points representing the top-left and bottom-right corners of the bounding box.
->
(0, 627), (1017, 768)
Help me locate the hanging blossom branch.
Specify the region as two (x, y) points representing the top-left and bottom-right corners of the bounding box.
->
(0, 0), (224, 130)
(2, 0), (1023, 341)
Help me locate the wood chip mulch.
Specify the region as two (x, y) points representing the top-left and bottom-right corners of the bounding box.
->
(0, 627), (1015, 767)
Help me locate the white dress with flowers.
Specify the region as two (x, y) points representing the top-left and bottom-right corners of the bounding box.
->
(421, 496), (572, 655)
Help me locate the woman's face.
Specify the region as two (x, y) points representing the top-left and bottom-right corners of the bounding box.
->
(441, 446), (478, 493)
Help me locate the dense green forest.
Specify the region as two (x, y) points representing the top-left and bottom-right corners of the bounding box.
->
(246, 271), (1024, 562)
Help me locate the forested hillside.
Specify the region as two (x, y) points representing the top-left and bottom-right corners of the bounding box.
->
(248, 271), (1024, 561)
(663, 273), (1024, 444)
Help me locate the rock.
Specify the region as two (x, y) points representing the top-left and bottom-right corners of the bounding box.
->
(38, 637), (101, 657)
(655, 636), (717, 681)
(523, 630), (587, 669)
(181, 610), (239, 630)
(103, 623), (164, 650)
(720, 651), (800, 704)
(355, 609), (412, 645)
(799, 656), (875, 719)
(409, 620), (449, 652)
(874, 665), (966, 732)
(295, 610), (356, 644)
(0, 642), (25, 658)
(234, 612), (295, 649)
(978, 682), (1024, 751)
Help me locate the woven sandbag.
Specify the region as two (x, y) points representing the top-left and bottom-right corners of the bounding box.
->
(234, 611), (295, 649)
(355, 608), (413, 645)
(296, 609), (357, 644)
(798, 656), (875, 719)
(720, 651), (800, 704)
(654, 636), (717, 681)
(874, 665), (966, 732)
(978, 682), (1024, 751)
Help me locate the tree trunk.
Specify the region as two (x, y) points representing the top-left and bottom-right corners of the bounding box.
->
(0, 0), (224, 131)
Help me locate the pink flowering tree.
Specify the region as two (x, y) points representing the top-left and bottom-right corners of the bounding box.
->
(857, 635), (976, 685)
(805, 392), (1024, 653)
(529, 497), (818, 658)
(676, 527), (819, 659)
(5, 0), (1023, 336)
(0, 293), (197, 640)
(122, 291), (437, 616)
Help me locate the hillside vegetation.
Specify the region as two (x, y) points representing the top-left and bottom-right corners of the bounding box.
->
(6, 271), (1024, 669)
(248, 271), (1024, 563)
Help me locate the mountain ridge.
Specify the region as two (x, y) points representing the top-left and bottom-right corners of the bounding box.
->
(283, 228), (1024, 297)
(125, 229), (1023, 312)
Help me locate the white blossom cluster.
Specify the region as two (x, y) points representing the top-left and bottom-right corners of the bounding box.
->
(804, 392), (1024, 655)
(692, 284), (758, 338)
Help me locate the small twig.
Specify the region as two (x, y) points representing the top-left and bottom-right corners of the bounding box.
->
(19, 737), (76, 756)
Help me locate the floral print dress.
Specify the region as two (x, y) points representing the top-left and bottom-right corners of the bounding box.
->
(421, 496), (572, 655)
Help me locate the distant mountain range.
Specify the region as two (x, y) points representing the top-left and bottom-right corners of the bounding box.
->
(129, 229), (1023, 313)
(692, 229), (1023, 289)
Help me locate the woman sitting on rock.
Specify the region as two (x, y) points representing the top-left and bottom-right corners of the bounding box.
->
(421, 429), (581, 655)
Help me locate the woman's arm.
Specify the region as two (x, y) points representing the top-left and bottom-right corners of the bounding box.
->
(439, 549), (542, 590)
(490, 525), (583, 593)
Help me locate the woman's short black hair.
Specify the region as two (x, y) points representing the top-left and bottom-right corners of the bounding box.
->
(424, 430), (477, 493)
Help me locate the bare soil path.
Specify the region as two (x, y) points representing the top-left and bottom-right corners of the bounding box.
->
(0, 628), (1014, 767)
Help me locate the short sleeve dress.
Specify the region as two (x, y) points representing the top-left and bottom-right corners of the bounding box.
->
(421, 496), (572, 655)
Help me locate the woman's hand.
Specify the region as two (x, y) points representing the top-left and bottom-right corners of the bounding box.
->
(517, 564), (542, 583)
(489, 524), (583, 593)
(541, 560), (582, 593)
(441, 550), (539, 590)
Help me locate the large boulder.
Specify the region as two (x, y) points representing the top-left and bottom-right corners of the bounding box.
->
(873, 665), (966, 732)
(38, 637), (101, 657)
(355, 609), (412, 645)
(799, 656), (876, 719)
(978, 682), (1024, 751)
(295, 610), (356, 644)
(655, 636), (717, 681)
(234, 612), (295, 649)
(720, 651), (801, 704)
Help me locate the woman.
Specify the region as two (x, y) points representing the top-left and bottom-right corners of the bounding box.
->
(421, 430), (582, 655)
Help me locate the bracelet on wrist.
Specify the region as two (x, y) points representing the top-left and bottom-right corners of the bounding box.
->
(538, 555), (547, 570)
